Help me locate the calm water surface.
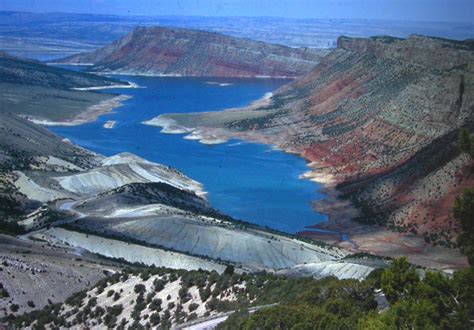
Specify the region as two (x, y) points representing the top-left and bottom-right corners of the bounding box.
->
(50, 74), (328, 233)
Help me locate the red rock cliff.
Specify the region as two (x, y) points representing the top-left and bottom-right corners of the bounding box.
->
(57, 26), (326, 78)
(226, 35), (474, 245)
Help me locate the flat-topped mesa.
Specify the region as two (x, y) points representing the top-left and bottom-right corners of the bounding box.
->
(57, 26), (327, 78)
(337, 35), (474, 69)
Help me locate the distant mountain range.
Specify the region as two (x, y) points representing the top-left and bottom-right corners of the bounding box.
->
(1, 11), (473, 58)
(55, 26), (327, 78)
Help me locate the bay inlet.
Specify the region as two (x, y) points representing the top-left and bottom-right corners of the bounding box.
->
(50, 75), (328, 233)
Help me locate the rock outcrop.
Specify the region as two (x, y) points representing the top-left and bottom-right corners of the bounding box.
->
(56, 26), (326, 78)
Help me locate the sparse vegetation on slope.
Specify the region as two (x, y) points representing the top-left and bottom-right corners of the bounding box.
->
(9, 259), (472, 330)
(454, 129), (474, 265)
(4, 265), (377, 328)
(57, 26), (326, 77)
(219, 258), (474, 330)
(454, 188), (474, 266)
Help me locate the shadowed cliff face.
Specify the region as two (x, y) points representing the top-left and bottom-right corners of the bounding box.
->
(57, 26), (327, 77)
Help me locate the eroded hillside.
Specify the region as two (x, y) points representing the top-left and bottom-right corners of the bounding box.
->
(56, 26), (327, 78)
(148, 35), (474, 254)
(0, 110), (377, 318)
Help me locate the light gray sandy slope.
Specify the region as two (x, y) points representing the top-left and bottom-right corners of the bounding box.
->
(8, 145), (374, 278)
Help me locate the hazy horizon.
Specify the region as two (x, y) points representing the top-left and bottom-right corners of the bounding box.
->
(1, 0), (473, 24)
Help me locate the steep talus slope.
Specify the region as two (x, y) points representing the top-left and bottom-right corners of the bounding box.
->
(152, 35), (473, 248)
(57, 26), (326, 77)
(70, 214), (342, 271)
(259, 36), (473, 244)
(294, 36), (474, 244)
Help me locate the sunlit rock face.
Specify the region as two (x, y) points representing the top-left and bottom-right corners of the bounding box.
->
(56, 26), (327, 77)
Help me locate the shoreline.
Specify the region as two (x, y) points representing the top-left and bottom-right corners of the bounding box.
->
(47, 62), (94, 66)
(71, 81), (139, 91)
(142, 109), (468, 271)
(25, 94), (131, 126)
(143, 92), (274, 144)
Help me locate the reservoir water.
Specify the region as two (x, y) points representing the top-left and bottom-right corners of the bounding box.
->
(50, 75), (328, 233)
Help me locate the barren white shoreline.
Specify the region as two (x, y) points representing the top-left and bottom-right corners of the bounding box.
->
(77, 70), (296, 79)
(143, 116), (231, 145)
(24, 94), (131, 126)
(46, 62), (94, 66)
(142, 92), (274, 145)
(71, 81), (139, 91)
(205, 81), (233, 87)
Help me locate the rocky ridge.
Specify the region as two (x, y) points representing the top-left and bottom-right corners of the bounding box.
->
(0, 52), (132, 123)
(56, 26), (327, 78)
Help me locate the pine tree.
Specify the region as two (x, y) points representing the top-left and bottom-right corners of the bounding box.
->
(458, 128), (472, 156)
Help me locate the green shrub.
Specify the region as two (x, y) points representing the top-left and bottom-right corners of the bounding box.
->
(150, 312), (161, 326)
(153, 278), (165, 292)
(188, 302), (199, 312)
(134, 284), (146, 294)
(149, 298), (162, 312)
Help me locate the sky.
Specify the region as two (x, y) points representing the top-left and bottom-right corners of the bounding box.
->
(0, 0), (473, 23)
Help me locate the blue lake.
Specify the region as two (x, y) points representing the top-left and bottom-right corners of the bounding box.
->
(50, 75), (328, 233)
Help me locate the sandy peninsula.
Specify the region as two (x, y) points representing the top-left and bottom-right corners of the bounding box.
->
(71, 81), (139, 91)
(26, 94), (131, 126)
